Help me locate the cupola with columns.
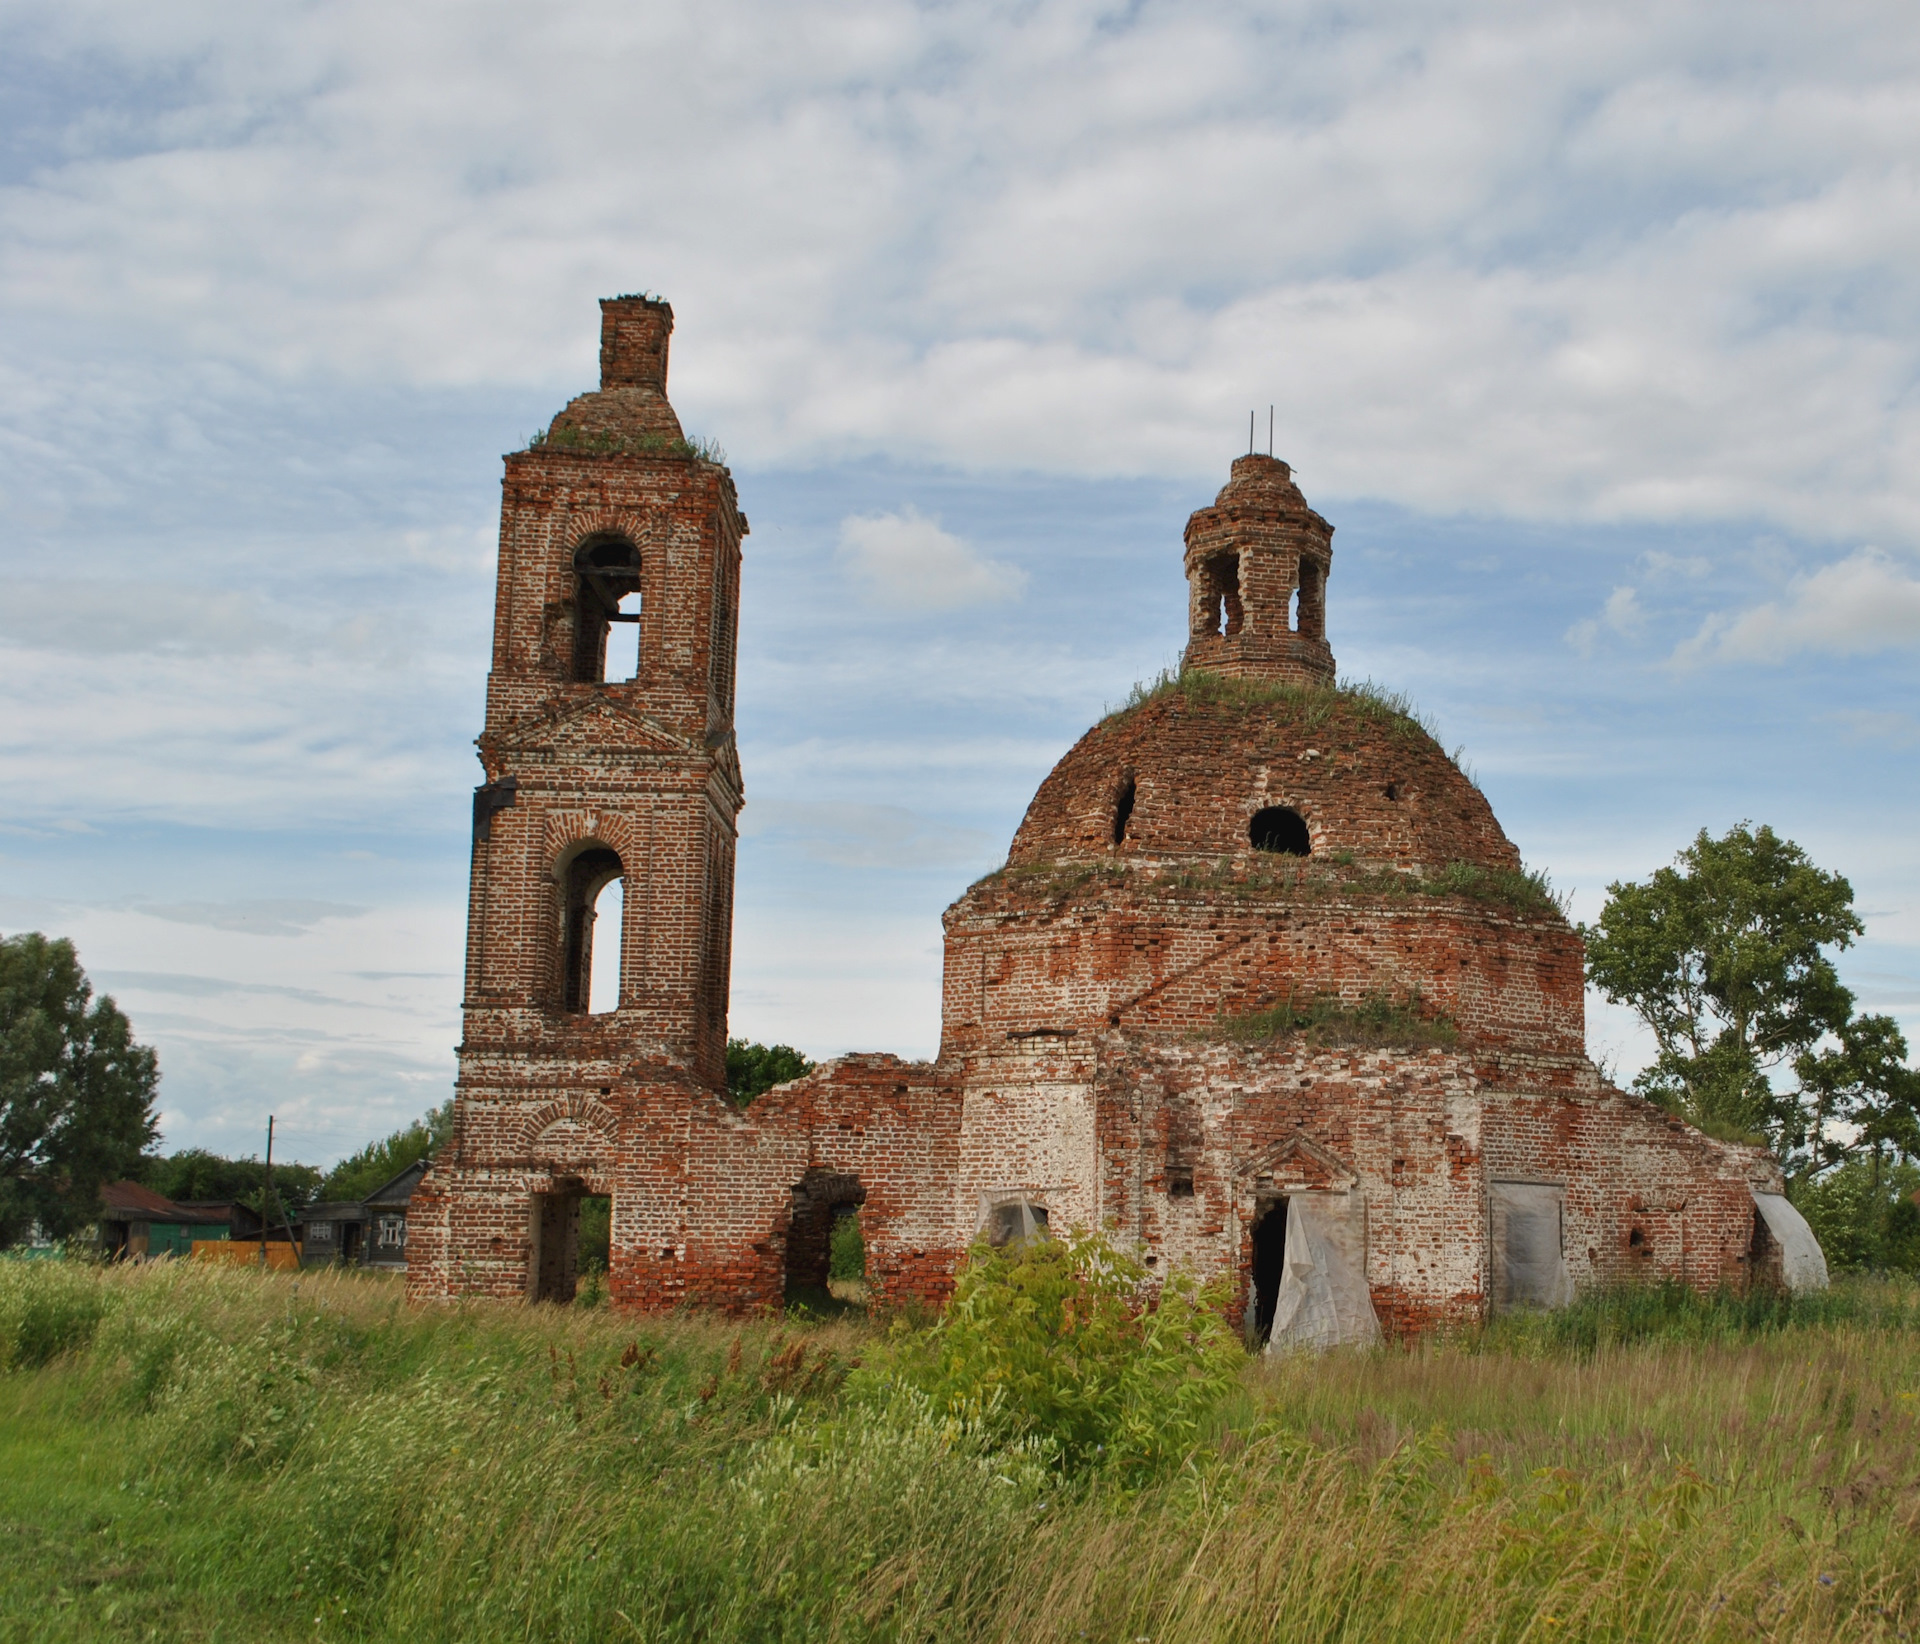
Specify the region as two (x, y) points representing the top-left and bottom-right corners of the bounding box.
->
(1182, 454), (1334, 687)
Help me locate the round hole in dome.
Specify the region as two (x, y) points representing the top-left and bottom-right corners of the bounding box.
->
(1249, 806), (1310, 855)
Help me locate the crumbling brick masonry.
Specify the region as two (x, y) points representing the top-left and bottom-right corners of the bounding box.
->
(407, 299), (1804, 1337)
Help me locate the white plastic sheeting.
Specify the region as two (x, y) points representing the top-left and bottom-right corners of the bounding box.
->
(982, 1198), (1050, 1248)
(1753, 1192), (1829, 1292)
(1265, 1191), (1382, 1353)
(1489, 1181), (1573, 1311)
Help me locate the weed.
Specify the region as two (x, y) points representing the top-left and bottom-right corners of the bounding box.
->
(525, 425), (727, 465)
(1206, 989), (1460, 1050)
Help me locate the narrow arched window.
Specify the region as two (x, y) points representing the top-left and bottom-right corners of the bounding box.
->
(1249, 806), (1310, 855)
(586, 877), (623, 1013)
(561, 845), (624, 1012)
(1111, 773), (1137, 846)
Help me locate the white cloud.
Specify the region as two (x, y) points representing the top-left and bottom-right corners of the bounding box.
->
(1673, 547), (1920, 665)
(835, 507), (1026, 611)
(5, 2), (1920, 538)
(136, 899), (369, 937)
(1565, 583), (1645, 654)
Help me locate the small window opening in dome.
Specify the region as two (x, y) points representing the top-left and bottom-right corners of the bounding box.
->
(1384, 782), (1399, 801)
(1167, 1167), (1195, 1198)
(1629, 1227), (1646, 1249)
(1297, 559), (1325, 640)
(1111, 774), (1136, 846)
(1249, 806), (1310, 855)
(1289, 585), (1301, 632)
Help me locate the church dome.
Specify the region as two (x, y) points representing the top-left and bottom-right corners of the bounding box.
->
(1006, 677), (1520, 878)
(937, 456), (1584, 1062)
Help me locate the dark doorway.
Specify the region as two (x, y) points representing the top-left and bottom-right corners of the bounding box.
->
(530, 1183), (584, 1303)
(1250, 1198), (1288, 1343)
(785, 1170), (865, 1308)
(1249, 806), (1311, 856)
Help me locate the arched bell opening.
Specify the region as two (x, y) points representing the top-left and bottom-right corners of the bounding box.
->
(571, 535), (643, 684)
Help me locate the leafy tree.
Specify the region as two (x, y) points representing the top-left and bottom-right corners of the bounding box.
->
(1584, 824), (1919, 1204)
(0, 933), (159, 1244)
(726, 1039), (813, 1105)
(143, 1149), (323, 1216)
(1794, 1157), (1920, 1274)
(318, 1100), (452, 1202)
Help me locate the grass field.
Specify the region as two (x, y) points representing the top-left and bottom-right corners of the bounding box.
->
(1, 1257), (1917, 1642)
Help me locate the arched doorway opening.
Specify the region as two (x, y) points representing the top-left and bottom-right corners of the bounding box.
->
(785, 1169), (865, 1306)
(529, 1179), (612, 1304)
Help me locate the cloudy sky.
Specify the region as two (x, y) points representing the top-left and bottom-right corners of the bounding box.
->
(2, 0), (1917, 1166)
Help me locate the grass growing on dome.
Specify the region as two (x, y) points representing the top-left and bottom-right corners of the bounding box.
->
(1416, 861), (1569, 917)
(1104, 668), (1444, 742)
(1205, 989), (1460, 1050)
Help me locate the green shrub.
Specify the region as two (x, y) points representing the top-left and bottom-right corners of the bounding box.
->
(853, 1229), (1241, 1479)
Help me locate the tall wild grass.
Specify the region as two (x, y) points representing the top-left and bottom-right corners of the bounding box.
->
(0, 1251), (1916, 1642)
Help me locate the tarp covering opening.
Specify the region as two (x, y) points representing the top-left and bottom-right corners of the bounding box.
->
(1490, 1181), (1573, 1312)
(1265, 1191), (1382, 1353)
(1753, 1192), (1829, 1292)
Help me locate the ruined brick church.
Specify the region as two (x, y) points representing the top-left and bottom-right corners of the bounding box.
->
(407, 297), (1824, 1340)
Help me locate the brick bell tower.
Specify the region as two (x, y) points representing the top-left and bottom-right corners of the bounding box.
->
(1182, 454), (1335, 686)
(422, 296), (746, 1301)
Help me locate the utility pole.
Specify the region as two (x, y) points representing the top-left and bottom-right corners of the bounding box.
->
(261, 1116), (274, 1270)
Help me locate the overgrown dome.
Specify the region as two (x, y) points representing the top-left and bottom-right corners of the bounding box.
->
(1006, 674), (1522, 880)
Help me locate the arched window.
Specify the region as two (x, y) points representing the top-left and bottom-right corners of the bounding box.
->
(1249, 806), (1310, 855)
(586, 878), (623, 1014)
(571, 536), (642, 684)
(1111, 772), (1137, 846)
(1196, 551), (1243, 636)
(560, 845), (624, 1013)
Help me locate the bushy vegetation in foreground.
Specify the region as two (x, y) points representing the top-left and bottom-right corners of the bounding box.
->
(1, 1252), (1918, 1643)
